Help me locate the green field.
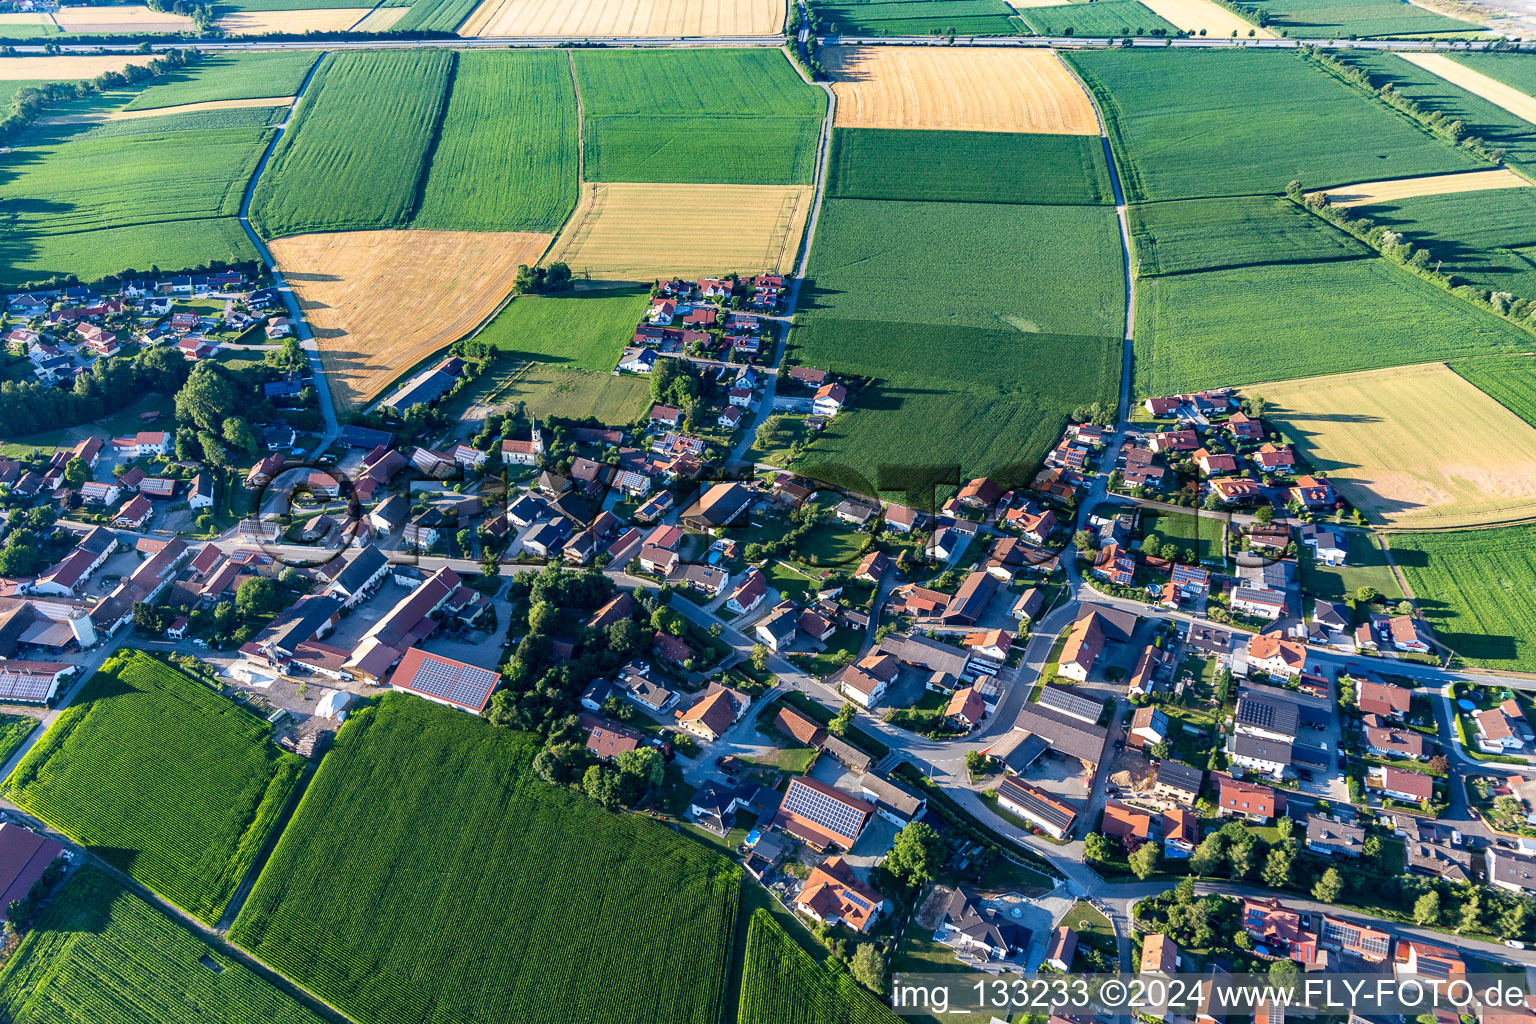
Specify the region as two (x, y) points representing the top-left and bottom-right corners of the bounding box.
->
(574, 50), (824, 185)
(1136, 255), (1536, 395)
(1248, 0), (1482, 36)
(1389, 525), (1536, 671)
(1139, 511), (1224, 563)
(810, 0), (1023, 34)
(412, 51), (579, 232)
(64, 104), (285, 142)
(793, 197), (1122, 489)
(1016, 0), (1176, 35)
(1451, 53), (1536, 97)
(1067, 48), (1485, 203)
(0, 20), (58, 37)
(451, 358), (653, 425)
(476, 287), (651, 370)
(1347, 187), (1536, 298)
(826, 128), (1113, 205)
(2, 651), (304, 925)
(389, 0), (480, 32)
(0, 108), (271, 288)
(1451, 355), (1536, 429)
(230, 694), (740, 1024)
(124, 51), (321, 110)
(0, 870), (329, 1024)
(739, 909), (901, 1024)
(1129, 195), (1371, 276)
(250, 50), (452, 237)
(1333, 52), (1536, 176)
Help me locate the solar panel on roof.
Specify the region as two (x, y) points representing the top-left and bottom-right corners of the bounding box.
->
(0, 668), (54, 702)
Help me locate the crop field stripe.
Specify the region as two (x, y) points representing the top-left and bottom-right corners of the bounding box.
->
(1065, 48), (1486, 203)
(739, 909), (901, 1024)
(1, 650), (305, 925)
(411, 50), (579, 232)
(1015, 0), (1178, 36)
(458, 0), (784, 36)
(271, 229), (551, 410)
(0, 54), (160, 79)
(1134, 254), (1536, 396)
(229, 694), (742, 1024)
(123, 51), (321, 110)
(1255, 361), (1536, 528)
(1400, 53), (1536, 126)
(218, 7), (374, 32)
(1137, 0), (1275, 34)
(1128, 195), (1373, 277)
(40, 95), (295, 126)
(1388, 526), (1536, 672)
(1449, 54), (1536, 107)
(1311, 167), (1531, 206)
(825, 46), (1099, 135)
(249, 50), (453, 239)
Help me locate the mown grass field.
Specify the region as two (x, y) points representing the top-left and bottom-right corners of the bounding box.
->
(739, 909), (901, 1024)
(413, 51), (579, 232)
(0, 870), (329, 1024)
(230, 694), (740, 1024)
(826, 128), (1113, 205)
(1347, 186), (1536, 299)
(1246, 0), (1482, 36)
(810, 0), (1022, 34)
(1452, 355), (1536, 429)
(250, 50), (453, 238)
(476, 287), (651, 370)
(0, 106), (270, 288)
(1389, 525), (1536, 671)
(1129, 195), (1371, 276)
(1301, 530), (1403, 601)
(1333, 52), (1536, 176)
(1066, 48), (1485, 202)
(1016, 0), (1176, 36)
(793, 197), (1122, 490)
(574, 49), (824, 185)
(124, 51), (320, 109)
(1135, 255), (1536, 394)
(2, 651), (304, 925)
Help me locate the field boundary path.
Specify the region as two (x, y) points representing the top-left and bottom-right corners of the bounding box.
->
(236, 53), (341, 456)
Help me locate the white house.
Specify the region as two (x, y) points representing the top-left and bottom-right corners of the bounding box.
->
(112, 430), (171, 458)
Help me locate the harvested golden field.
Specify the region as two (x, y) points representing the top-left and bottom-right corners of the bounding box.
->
(38, 96), (294, 126)
(52, 4), (196, 30)
(1313, 168), (1531, 206)
(0, 54), (159, 79)
(1400, 53), (1536, 125)
(218, 8), (373, 33)
(0, 12), (52, 26)
(458, 0), (784, 36)
(354, 6), (409, 30)
(1137, 0), (1276, 35)
(1259, 362), (1536, 528)
(826, 46), (1098, 134)
(269, 230), (551, 411)
(545, 182), (812, 282)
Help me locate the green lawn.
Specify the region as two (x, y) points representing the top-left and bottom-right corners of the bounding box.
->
(806, 627), (865, 677)
(124, 51), (321, 109)
(475, 288), (650, 371)
(573, 49), (824, 185)
(0, 870), (330, 1024)
(1138, 510), (1224, 563)
(230, 694), (741, 1024)
(1451, 356), (1536, 430)
(762, 559), (820, 604)
(1389, 525), (1536, 671)
(1067, 48), (1485, 203)
(827, 128), (1114, 206)
(1300, 530), (1404, 602)
(2, 650), (304, 925)
(445, 355), (651, 426)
